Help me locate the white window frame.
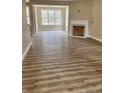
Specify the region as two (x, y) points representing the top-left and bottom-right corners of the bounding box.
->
(41, 10), (61, 25)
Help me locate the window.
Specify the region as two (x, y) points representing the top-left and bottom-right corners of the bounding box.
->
(55, 10), (61, 25)
(41, 10), (61, 25)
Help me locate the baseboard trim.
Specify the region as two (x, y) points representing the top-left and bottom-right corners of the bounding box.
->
(89, 36), (102, 42)
(22, 42), (32, 61)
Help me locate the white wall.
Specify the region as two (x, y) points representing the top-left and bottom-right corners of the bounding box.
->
(65, 6), (69, 32)
(22, 0), (31, 55)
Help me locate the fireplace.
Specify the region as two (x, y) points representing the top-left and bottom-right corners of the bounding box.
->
(70, 20), (89, 38)
(73, 26), (84, 36)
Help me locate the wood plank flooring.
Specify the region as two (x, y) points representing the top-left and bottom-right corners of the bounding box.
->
(23, 31), (102, 93)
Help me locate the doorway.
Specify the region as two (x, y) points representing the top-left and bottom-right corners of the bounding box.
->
(33, 5), (69, 34)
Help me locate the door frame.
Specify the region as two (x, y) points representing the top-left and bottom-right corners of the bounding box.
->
(32, 5), (69, 34)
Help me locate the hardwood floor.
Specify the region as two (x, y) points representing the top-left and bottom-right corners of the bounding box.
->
(23, 31), (102, 93)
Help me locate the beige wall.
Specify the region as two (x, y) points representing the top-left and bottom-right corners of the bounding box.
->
(69, 0), (93, 36)
(29, 0), (102, 40)
(91, 0), (102, 39)
(69, 0), (102, 40)
(29, 0), (69, 33)
(36, 7), (66, 31)
(69, 0), (93, 20)
(22, 0), (31, 55)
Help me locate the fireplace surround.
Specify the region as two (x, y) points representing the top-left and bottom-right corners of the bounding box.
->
(70, 20), (89, 38)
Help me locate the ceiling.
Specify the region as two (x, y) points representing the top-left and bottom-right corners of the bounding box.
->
(41, 0), (80, 1)
(28, 0), (81, 1)
(26, 0), (82, 3)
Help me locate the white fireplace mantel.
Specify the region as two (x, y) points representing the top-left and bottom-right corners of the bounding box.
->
(70, 20), (89, 38)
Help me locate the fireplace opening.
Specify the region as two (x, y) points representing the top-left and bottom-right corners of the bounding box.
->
(73, 26), (85, 37)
